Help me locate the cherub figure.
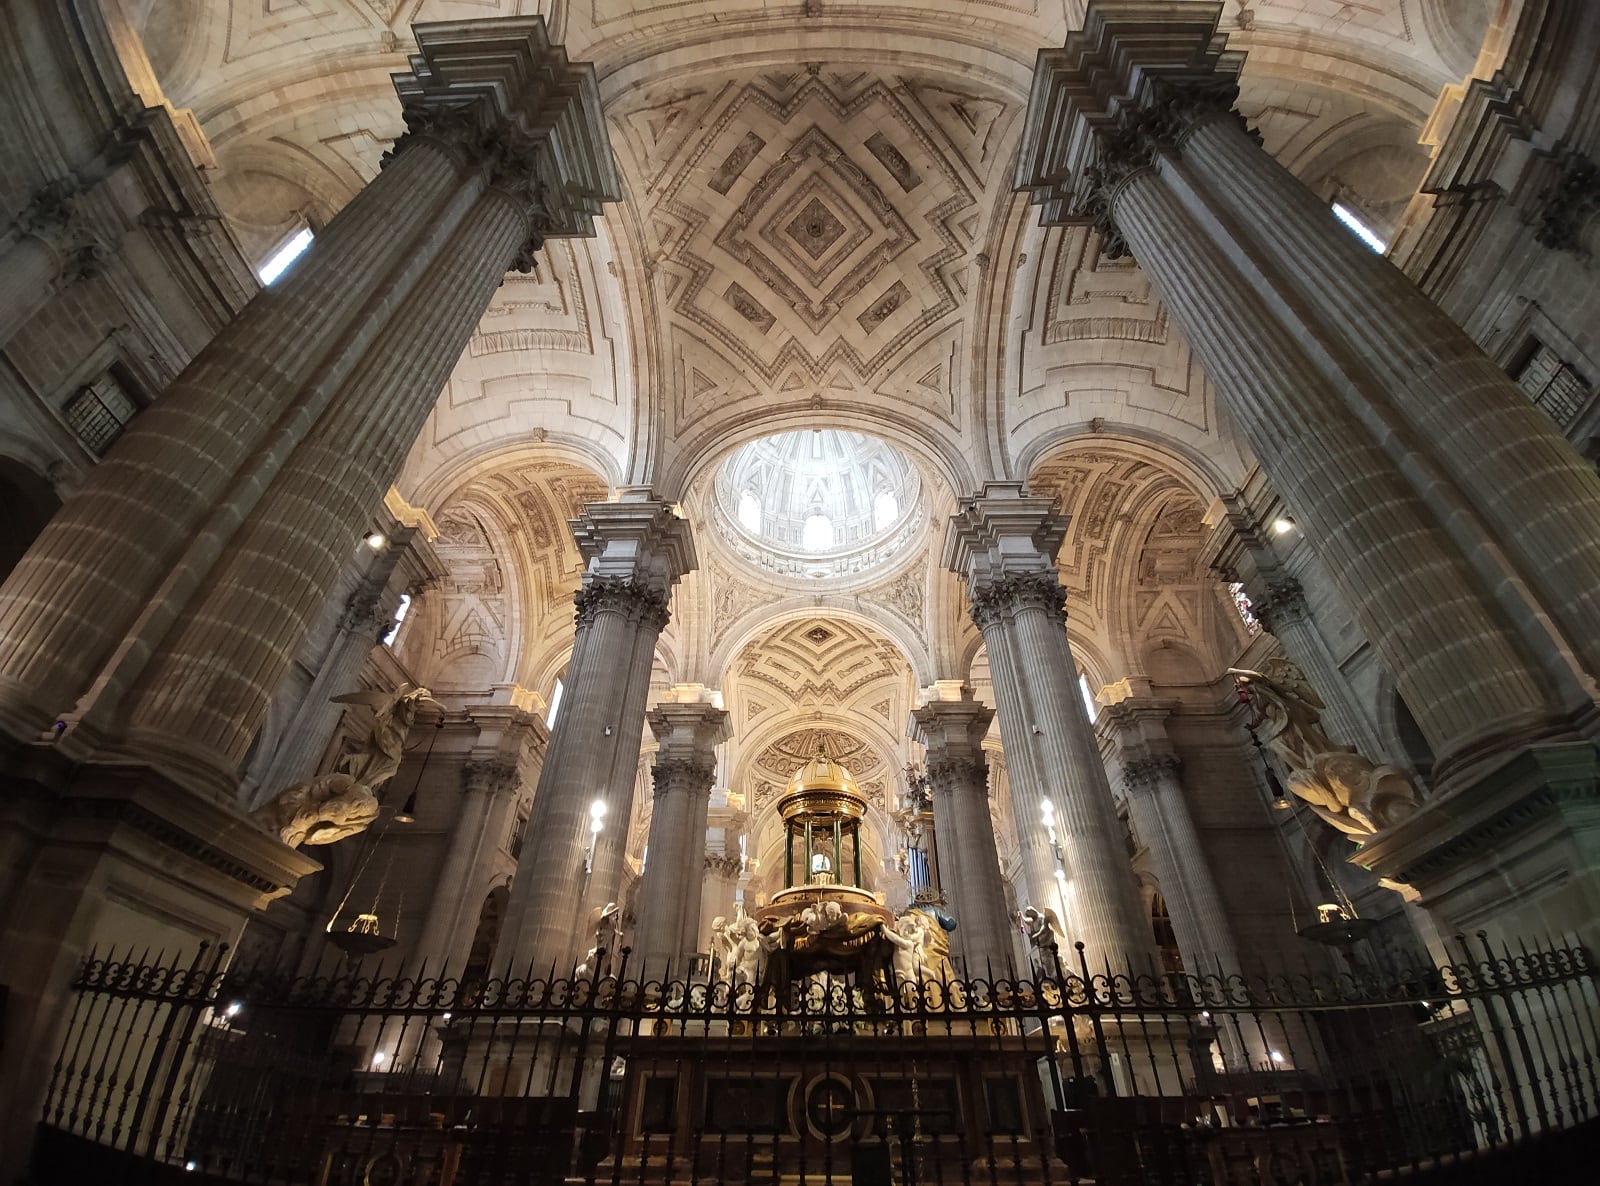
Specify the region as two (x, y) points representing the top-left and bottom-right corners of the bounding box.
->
(728, 917), (783, 987)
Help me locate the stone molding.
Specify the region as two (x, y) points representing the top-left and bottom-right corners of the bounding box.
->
(652, 756), (717, 798)
(463, 757), (521, 798)
(574, 576), (671, 633)
(968, 571), (1068, 631)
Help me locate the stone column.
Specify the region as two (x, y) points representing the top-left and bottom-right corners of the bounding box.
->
(1103, 700), (1240, 975)
(1201, 480), (1388, 759)
(0, 17), (622, 771)
(243, 590), (388, 810)
(1178, 108), (1600, 683)
(414, 757), (523, 972)
(944, 484), (1150, 969)
(1014, 4), (1569, 782)
(911, 690), (1016, 977)
(500, 496), (695, 974)
(636, 699), (729, 977)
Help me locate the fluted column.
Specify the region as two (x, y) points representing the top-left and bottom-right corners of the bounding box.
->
(1015, 5), (1569, 782)
(243, 590), (388, 809)
(0, 130), (468, 741)
(501, 497), (696, 973)
(944, 485), (1150, 969)
(414, 757), (523, 971)
(1250, 579), (1388, 758)
(1104, 700), (1239, 973)
(911, 691), (1015, 976)
(0, 17), (622, 776)
(636, 699), (729, 977)
(1179, 111), (1600, 682)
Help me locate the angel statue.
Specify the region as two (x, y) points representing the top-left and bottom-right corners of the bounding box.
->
(256, 684), (442, 847)
(1019, 906), (1064, 979)
(1231, 658), (1419, 839)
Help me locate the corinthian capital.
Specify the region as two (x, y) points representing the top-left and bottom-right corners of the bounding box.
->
(1015, 1), (1247, 254)
(968, 572), (1067, 631)
(652, 756), (717, 798)
(1121, 754), (1181, 795)
(574, 576), (671, 632)
(464, 757), (521, 797)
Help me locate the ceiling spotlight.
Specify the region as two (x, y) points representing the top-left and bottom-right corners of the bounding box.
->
(394, 790), (418, 824)
(1272, 516), (1296, 535)
(364, 531), (387, 550)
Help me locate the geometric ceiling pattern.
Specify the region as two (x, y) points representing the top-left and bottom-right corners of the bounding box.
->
(609, 68), (1016, 432)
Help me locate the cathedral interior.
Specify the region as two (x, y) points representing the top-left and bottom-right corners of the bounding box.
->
(2, 1), (1600, 1183)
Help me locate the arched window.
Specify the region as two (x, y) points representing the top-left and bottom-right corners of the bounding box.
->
(801, 513), (834, 552)
(737, 490), (761, 533)
(873, 490), (898, 530)
(258, 226), (314, 284)
(381, 593), (411, 647)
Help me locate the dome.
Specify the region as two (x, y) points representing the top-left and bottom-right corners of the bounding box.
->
(711, 430), (922, 582)
(776, 745), (867, 822)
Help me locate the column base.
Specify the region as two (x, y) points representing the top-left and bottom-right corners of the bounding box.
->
(0, 742), (321, 1169)
(1352, 742), (1600, 950)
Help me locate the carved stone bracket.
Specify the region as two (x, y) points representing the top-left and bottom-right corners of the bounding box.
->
(968, 571), (1068, 631)
(574, 576), (671, 633)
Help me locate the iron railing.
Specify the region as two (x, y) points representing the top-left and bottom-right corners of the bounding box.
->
(32, 934), (1600, 1184)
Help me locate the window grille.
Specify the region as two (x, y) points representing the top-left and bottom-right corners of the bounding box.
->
(63, 372), (138, 454)
(1514, 341), (1591, 428)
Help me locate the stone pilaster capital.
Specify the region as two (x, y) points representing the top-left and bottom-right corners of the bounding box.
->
(911, 692), (994, 770)
(339, 590), (389, 641)
(388, 17), (622, 250)
(925, 755), (990, 794)
(1252, 577), (1308, 633)
(463, 756), (521, 798)
(574, 576), (671, 633)
(17, 176), (107, 279)
(1122, 754), (1181, 795)
(570, 495), (696, 607)
(1536, 151), (1600, 254)
(1015, 1), (1247, 255)
(703, 852), (744, 879)
(652, 756), (717, 798)
(943, 483), (1071, 628)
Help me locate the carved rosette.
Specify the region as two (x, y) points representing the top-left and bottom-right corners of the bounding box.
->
(1121, 755), (1181, 795)
(464, 757), (521, 798)
(652, 757), (717, 798)
(573, 576), (671, 634)
(967, 571), (1068, 632)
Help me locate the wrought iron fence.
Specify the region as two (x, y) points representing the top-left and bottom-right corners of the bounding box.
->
(32, 934), (1600, 1185)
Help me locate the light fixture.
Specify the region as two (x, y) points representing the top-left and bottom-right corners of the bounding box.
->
(371, 1051), (388, 1067)
(1270, 1050), (1285, 1065)
(225, 1001), (242, 1018)
(585, 799), (607, 874)
(364, 531), (387, 550)
(394, 790), (418, 824)
(1272, 516), (1295, 535)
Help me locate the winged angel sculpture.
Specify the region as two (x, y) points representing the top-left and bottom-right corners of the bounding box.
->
(256, 685), (441, 847)
(1232, 658), (1419, 839)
